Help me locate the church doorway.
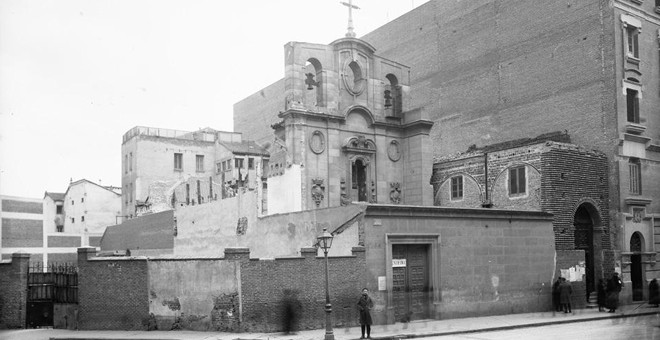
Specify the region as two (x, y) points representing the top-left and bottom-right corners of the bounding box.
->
(392, 244), (430, 321)
(630, 232), (644, 301)
(352, 158), (368, 202)
(574, 204), (596, 300)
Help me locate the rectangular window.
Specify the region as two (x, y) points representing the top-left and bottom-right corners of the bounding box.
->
(71, 200), (74, 206)
(626, 88), (639, 123)
(56, 205), (63, 214)
(56, 225), (63, 232)
(629, 159), (642, 195)
(129, 152), (133, 172)
(174, 153), (183, 171)
(81, 216), (85, 222)
(248, 157), (254, 170)
(129, 183), (133, 203)
(450, 176), (463, 200)
(71, 217), (75, 223)
(235, 158), (244, 169)
(217, 162), (222, 174)
(509, 166), (526, 195)
(196, 155), (204, 172)
(124, 154), (128, 174)
(81, 197), (84, 203)
(626, 26), (639, 59)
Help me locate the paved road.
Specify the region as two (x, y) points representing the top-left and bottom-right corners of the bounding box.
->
(421, 314), (660, 340)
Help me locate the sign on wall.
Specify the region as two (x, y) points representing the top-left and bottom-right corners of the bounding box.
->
(392, 259), (406, 267)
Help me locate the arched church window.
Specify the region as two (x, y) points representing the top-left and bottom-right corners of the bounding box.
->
(304, 58), (324, 106)
(385, 74), (402, 117)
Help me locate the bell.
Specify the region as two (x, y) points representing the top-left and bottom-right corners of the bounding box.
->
(305, 73), (316, 90)
(384, 90), (393, 108)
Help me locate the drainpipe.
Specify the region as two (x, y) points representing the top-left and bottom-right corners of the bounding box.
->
(482, 152), (493, 208)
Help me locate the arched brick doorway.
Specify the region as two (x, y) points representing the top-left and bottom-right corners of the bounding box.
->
(573, 202), (603, 301)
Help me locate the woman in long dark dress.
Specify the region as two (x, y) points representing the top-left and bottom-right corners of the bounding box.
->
(357, 288), (374, 339)
(649, 278), (660, 307)
(597, 279), (607, 312)
(607, 272), (623, 313)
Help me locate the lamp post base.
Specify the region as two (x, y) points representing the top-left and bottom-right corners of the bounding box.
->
(324, 303), (334, 340)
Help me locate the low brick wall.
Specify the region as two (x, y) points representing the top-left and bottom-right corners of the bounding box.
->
(77, 248), (150, 330)
(0, 253), (29, 329)
(76, 246), (366, 332)
(240, 247), (366, 332)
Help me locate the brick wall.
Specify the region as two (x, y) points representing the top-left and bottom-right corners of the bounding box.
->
(541, 147), (611, 250)
(76, 246), (366, 332)
(240, 247), (366, 332)
(1, 218), (43, 247)
(77, 248), (149, 330)
(47, 235), (81, 248)
(1, 199), (43, 214)
(0, 253), (30, 329)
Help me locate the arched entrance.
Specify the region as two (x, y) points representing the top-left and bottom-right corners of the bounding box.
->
(630, 232), (644, 301)
(574, 203), (600, 300)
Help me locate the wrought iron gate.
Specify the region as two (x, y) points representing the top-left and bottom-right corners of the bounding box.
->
(27, 262), (78, 328)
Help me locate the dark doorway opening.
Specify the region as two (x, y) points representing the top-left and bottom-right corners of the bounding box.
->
(574, 205), (595, 300)
(352, 159), (368, 202)
(631, 232), (644, 301)
(392, 244), (430, 322)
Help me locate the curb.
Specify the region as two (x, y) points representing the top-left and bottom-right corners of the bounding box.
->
(373, 310), (660, 339)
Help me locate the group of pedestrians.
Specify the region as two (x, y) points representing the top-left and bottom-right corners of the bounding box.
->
(553, 272), (626, 314)
(552, 277), (573, 313)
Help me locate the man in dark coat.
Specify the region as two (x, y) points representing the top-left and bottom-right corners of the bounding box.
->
(552, 277), (562, 312)
(559, 277), (573, 313)
(357, 288), (374, 339)
(649, 278), (660, 307)
(607, 272), (623, 313)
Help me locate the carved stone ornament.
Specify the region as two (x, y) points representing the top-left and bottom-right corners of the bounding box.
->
(311, 178), (325, 207)
(343, 135), (376, 154)
(390, 182), (401, 204)
(340, 177), (351, 206)
(309, 130), (326, 154)
(388, 140), (401, 162)
(632, 208), (644, 223)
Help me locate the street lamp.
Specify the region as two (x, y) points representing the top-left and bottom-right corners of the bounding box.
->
(317, 228), (335, 340)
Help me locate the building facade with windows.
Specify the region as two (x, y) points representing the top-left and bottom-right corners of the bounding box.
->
(1, 180), (121, 264)
(121, 127), (269, 218)
(432, 133), (616, 304)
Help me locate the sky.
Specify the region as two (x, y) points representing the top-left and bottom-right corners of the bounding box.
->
(0, 0), (429, 198)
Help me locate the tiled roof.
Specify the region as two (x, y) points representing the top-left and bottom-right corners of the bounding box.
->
(44, 192), (65, 201)
(219, 140), (269, 156)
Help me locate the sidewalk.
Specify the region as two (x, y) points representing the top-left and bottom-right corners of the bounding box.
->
(1, 303), (658, 340)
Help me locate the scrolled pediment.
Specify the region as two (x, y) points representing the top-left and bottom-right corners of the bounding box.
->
(342, 135), (376, 154)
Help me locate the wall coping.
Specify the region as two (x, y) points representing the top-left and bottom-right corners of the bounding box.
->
(364, 204), (553, 220)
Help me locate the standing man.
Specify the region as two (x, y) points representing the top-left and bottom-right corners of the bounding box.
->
(559, 277), (573, 313)
(357, 288), (374, 339)
(607, 272), (623, 313)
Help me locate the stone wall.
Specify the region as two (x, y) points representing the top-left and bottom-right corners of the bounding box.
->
(0, 253), (29, 329)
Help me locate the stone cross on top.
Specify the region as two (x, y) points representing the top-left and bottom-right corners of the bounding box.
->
(340, 0), (360, 38)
